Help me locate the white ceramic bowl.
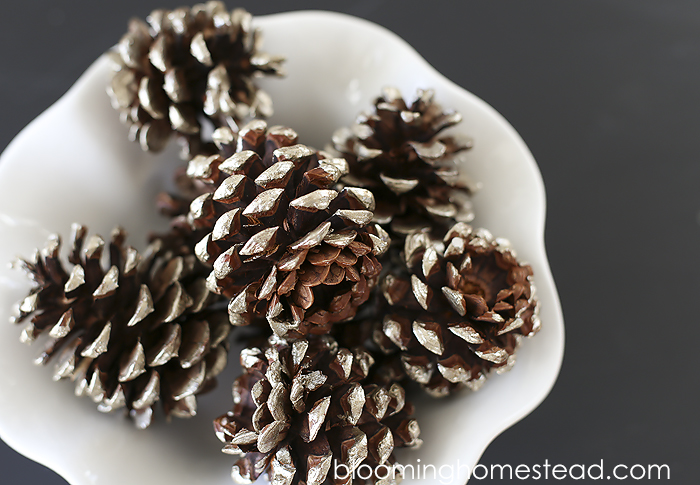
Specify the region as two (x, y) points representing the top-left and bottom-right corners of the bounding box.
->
(0, 11), (564, 485)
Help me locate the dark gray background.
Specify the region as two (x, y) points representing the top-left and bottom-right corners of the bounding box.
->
(1, 1), (698, 483)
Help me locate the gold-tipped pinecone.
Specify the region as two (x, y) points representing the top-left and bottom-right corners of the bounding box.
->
(11, 225), (230, 428)
(373, 222), (540, 396)
(189, 120), (390, 338)
(330, 87), (474, 236)
(213, 336), (422, 485)
(107, 2), (284, 155)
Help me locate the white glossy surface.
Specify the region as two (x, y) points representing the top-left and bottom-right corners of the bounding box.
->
(0, 11), (564, 485)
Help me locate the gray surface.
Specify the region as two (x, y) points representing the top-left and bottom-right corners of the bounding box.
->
(1, 1), (698, 483)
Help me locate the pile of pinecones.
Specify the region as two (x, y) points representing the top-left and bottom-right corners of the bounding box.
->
(10, 3), (540, 484)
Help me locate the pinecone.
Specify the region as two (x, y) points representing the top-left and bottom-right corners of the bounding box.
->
(188, 120), (390, 338)
(213, 336), (422, 485)
(373, 222), (540, 396)
(10, 225), (231, 428)
(107, 2), (284, 155)
(157, 166), (207, 218)
(330, 87), (474, 236)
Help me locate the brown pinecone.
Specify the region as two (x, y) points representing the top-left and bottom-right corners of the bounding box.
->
(373, 222), (540, 396)
(213, 336), (421, 485)
(107, 2), (284, 155)
(157, 166), (208, 219)
(11, 225), (231, 428)
(330, 87), (474, 236)
(188, 120), (390, 338)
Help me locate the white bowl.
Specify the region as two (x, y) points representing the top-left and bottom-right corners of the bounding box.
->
(0, 10), (564, 485)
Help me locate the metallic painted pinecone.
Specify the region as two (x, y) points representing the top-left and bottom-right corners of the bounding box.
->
(189, 120), (390, 338)
(157, 166), (208, 219)
(155, 116), (251, 222)
(107, 2), (284, 155)
(213, 336), (422, 485)
(373, 222), (540, 396)
(11, 225), (230, 428)
(330, 87), (474, 236)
